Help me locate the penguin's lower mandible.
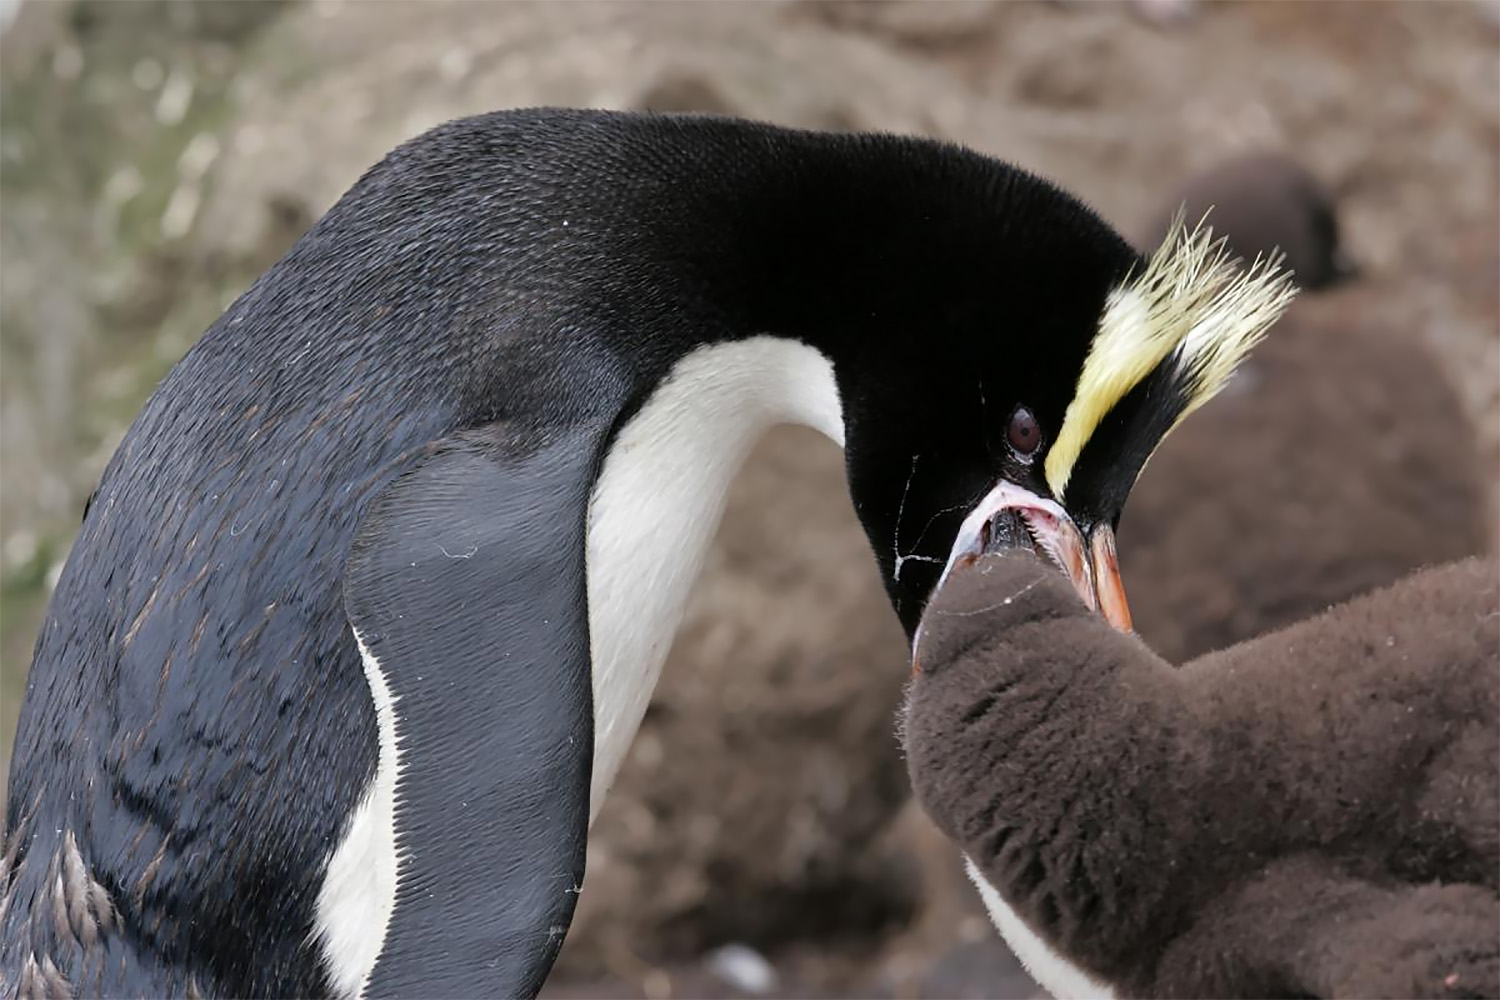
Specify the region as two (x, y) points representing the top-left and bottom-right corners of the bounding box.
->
(0, 109), (1292, 999)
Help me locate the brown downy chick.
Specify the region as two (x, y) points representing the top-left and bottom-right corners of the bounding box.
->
(905, 549), (1499, 1000)
(1123, 154), (1489, 661)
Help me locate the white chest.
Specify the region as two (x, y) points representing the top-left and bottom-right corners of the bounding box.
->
(583, 336), (844, 820)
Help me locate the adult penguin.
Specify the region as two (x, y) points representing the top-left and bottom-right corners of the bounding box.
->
(0, 109), (1291, 999)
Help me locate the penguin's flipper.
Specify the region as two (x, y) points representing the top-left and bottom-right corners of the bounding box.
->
(344, 422), (602, 999)
(1153, 855), (1500, 999)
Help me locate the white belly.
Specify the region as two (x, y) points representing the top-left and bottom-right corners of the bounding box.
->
(583, 336), (844, 819)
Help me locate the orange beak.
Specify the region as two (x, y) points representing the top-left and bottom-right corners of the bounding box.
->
(1087, 524), (1133, 633)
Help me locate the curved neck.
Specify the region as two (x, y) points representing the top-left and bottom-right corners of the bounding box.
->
(690, 142), (1002, 355)
(582, 336), (843, 819)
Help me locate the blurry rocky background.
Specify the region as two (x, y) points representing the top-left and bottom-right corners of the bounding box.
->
(0, 2), (1495, 997)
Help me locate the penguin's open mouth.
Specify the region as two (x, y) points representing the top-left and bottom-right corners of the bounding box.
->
(928, 481), (1133, 634)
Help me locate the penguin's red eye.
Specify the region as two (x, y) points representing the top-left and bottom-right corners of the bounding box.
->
(1007, 406), (1041, 458)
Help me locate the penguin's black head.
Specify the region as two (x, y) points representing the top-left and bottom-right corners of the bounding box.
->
(836, 214), (1295, 638)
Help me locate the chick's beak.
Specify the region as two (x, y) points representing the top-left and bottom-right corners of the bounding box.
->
(930, 481), (1133, 633)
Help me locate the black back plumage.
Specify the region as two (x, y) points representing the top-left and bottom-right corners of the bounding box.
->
(2, 109), (1141, 997)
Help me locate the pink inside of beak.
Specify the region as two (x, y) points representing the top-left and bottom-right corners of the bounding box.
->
(931, 482), (1096, 609)
(917, 480), (1134, 645)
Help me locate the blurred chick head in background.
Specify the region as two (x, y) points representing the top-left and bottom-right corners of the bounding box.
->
(1140, 152), (1358, 292)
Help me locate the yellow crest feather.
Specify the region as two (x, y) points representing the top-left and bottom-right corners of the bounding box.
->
(1044, 213), (1297, 499)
